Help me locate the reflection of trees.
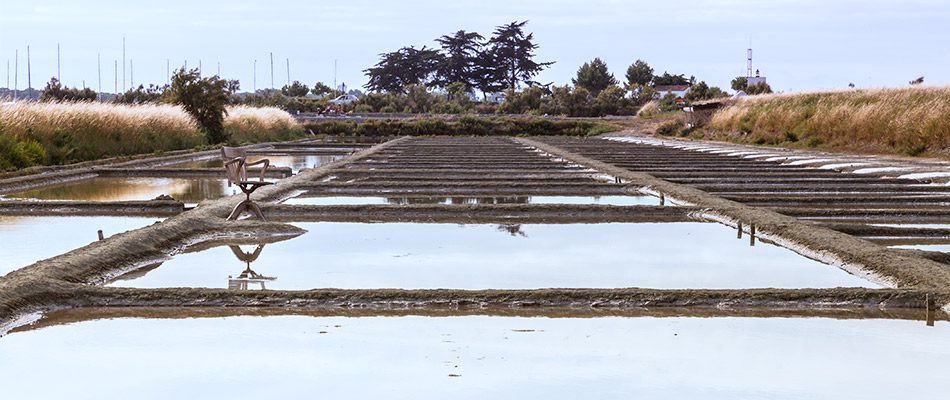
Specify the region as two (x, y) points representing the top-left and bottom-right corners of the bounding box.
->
(384, 197), (532, 205)
(495, 224), (527, 237)
(228, 244), (276, 290)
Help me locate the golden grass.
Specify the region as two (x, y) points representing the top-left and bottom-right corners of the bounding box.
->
(0, 101), (303, 168)
(225, 105), (303, 143)
(706, 86), (950, 156)
(636, 100), (661, 118)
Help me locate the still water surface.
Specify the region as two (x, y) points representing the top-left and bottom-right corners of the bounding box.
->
(282, 195), (664, 206)
(109, 222), (876, 290)
(0, 216), (159, 276)
(173, 155), (344, 173)
(2, 177), (236, 202)
(0, 314), (945, 399)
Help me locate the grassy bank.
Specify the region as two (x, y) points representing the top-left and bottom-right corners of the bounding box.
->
(0, 102), (303, 171)
(700, 86), (950, 157)
(303, 116), (619, 137)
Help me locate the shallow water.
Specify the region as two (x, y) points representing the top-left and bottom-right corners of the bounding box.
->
(109, 222), (876, 290)
(174, 155), (345, 173)
(891, 244), (950, 252)
(0, 215), (159, 276)
(2, 177), (239, 202)
(282, 195), (664, 206)
(0, 314), (946, 399)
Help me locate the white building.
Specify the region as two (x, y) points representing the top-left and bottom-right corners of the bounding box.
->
(654, 84), (690, 99)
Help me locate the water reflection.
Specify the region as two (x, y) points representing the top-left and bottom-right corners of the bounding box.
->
(108, 222), (878, 290)
(172, 155), (344, 173)
(387, 196), (530, 205)
(227, 245), (276, 290)
(0, 215), (157, 276)
(496, 224), (527, 237)
(283, 195), (664, 206)
(2, 177), (234, 202)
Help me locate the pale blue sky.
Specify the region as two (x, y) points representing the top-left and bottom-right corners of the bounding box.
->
(1, 0), (948, 94)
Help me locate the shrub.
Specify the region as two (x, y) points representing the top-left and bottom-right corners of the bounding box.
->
(656, 120), (684, 136)
(165, 68), (236, 144)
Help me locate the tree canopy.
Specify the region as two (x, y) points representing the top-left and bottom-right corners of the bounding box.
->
(433, 30), (485, 89)
(573, 58), (617, 95)
(311, 82), (333, 97)
(731, 77), (748, 92)
(166, 68), (238, 144)
(486, 21), (553, 90)
(281, 81), (310, 97)
(625, 60), (654, 87)
(113, 84), (166, 104)
(40, 77), (97, 102)
(653, 72), (689, 86)
(364, 46), (442, 94)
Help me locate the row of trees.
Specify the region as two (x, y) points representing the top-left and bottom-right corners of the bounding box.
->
(572, 57), (728, 104)
(364, 21), (552, 98)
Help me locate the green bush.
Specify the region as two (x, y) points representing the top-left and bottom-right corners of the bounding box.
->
(783, 129), (800, 142)
(656, 120), (684, 136)
(301, 117), (614, 137)
(0, 134), (46, 172)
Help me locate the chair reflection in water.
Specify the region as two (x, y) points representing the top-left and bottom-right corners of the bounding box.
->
(227, 244), (276, 290)
(221, 146), (272, 221)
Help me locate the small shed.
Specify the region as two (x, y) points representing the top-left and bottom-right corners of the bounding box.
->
(684, 98), (733, 128)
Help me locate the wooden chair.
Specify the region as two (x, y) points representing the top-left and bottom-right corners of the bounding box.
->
(221, 146), (273, 221)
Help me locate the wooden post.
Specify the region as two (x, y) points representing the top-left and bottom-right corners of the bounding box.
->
(926, 293), (935, 327)
(737, 222), (742, 239)
(749, 222), (756, 246)
(97, 230), (104, 240)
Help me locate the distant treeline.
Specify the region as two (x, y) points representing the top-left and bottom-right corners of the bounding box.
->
(303, 117), (618, 138)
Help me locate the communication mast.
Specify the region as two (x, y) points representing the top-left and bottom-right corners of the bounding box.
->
(747, 48), (753, 78)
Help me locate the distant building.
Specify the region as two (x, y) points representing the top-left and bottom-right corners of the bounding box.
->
(738, 47), (767, 87)
(654, 84), (691, 99)
(747, 69), (767, 86)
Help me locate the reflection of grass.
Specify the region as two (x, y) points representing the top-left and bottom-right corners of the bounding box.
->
(705, 86), (950, 157)
(6, 177), (230, 202)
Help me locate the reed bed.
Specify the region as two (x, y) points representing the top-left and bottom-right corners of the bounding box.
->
(0, 101), (303, 171)
(225, 105), (304, 143)
(706, 86), (950, 156)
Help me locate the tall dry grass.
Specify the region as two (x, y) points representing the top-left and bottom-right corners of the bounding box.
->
(225, 105), (303, 143)
(707, 86), (950, 156)
(0, 101), (303, 170)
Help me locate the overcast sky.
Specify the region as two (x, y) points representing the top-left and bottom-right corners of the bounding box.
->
(2, 0), (948, 94)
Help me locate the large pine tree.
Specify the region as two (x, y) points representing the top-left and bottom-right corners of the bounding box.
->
(486, 21), (553, 90)
(433, 30), (484, 89)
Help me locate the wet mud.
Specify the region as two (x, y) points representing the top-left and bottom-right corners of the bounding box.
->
(0, 200), (185, 216)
